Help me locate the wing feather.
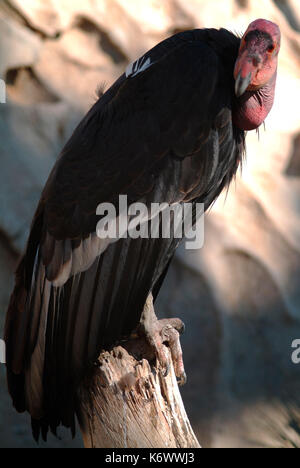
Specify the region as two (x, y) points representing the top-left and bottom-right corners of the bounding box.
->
(5, 28), (245, 440)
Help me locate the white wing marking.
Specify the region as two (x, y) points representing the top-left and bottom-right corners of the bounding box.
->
(126, 56), (152, 78)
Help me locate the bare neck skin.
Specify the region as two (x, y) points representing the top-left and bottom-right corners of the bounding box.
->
(233, 72), (277, 131)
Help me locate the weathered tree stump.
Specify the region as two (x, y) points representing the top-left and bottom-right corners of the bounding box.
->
(77, 339), (200, 449)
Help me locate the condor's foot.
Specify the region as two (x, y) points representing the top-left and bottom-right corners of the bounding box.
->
(138, 294), (186, 386)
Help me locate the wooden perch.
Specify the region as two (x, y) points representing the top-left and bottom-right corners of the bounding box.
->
(77, 338), (201, 449)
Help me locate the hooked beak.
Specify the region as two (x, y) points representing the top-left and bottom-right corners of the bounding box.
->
(235, 71), (252, 97)
(234, 50), (263, 97)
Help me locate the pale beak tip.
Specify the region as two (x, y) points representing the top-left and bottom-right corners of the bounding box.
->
(235, 71), (251, 97)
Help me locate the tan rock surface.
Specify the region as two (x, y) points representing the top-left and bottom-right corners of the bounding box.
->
(0, 8), (42, 76)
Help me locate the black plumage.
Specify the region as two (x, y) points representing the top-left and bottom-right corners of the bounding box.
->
(5, 27), (246, 440)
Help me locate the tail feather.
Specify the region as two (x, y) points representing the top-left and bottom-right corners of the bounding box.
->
(5, 258), (28, 413)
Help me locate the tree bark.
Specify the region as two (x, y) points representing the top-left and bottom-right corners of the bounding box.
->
(77, 339), (200, 449)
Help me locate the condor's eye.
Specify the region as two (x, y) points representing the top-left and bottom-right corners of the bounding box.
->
(267, 44), (275, 53)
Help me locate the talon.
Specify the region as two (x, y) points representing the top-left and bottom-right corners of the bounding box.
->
(163, 363), (170, 378)
(139, 293), (187, 386)
(177, 372), (187, 386)
(179, 322), (185, 336)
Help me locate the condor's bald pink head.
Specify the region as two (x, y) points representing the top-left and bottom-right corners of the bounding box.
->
(234, 19), (281, 97)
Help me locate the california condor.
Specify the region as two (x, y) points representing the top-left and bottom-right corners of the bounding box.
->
(4, 19), (281, 440)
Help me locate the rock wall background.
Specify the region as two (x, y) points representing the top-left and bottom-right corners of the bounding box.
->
(0, 0), (299, 448)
